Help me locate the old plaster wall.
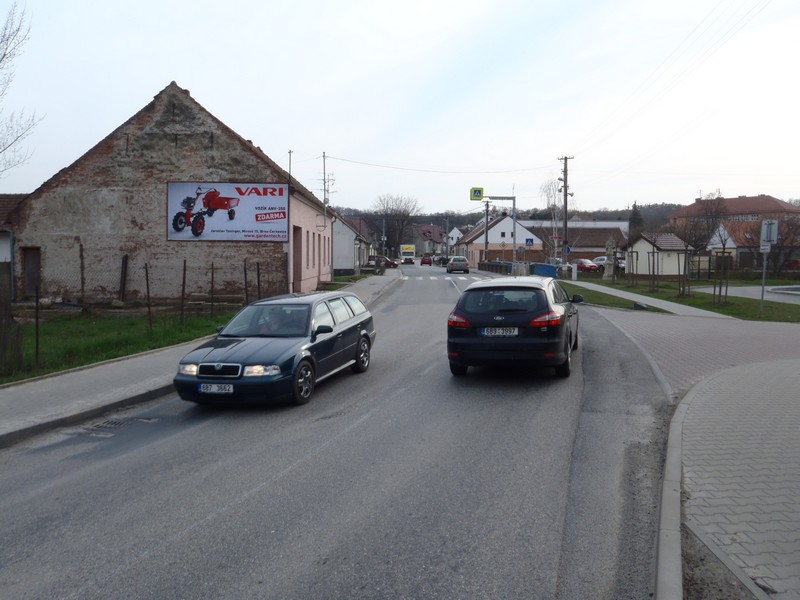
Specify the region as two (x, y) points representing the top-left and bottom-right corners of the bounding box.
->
(9, 83), (329, 303)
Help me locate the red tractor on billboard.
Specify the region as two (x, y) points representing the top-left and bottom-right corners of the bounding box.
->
(172, 187), (241, 237)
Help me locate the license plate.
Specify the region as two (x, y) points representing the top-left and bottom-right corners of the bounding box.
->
(199, 383), (233, 394)
(483, 327), (518, 337)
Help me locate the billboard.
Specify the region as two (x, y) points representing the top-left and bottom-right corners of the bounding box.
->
(167, 182), (289, 242)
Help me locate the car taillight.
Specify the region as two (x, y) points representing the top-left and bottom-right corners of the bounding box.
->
(530, 311), (564, 326)
(448, 312), (471, 328)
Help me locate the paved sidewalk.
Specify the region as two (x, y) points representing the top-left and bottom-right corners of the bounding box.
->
(565, 279), (734, 317)
(585, 290), (800, 600)
(2, 268), (799, 598)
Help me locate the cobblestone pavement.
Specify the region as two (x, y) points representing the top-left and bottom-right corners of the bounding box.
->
(594, 308), (800, 599)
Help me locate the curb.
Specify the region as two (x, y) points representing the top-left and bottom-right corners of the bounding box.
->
(590, 307), (682, 600)
(0, 382), (175, 450)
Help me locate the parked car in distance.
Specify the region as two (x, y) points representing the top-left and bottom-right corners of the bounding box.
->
(174, 291), (376, 406)
(421, 254), (433, 266)
(447, 276), (582, 377)
(591, 256), (608, 269)
(572, 258), (602, 272)
(783, 258), (800, 270)
(367, 255), (377, 266)
(446, 256), (470, 273)
(379, 255), (398, 268)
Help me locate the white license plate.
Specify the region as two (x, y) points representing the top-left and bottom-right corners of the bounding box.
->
(199, 383), (233, 394)
(483, 327), (518, 337)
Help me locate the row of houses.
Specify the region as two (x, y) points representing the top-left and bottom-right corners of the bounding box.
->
(445, 194), (800, 278)
(2, 81), (797, 305)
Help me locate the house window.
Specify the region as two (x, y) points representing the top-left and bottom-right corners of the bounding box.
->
(501, 232), (506, 238)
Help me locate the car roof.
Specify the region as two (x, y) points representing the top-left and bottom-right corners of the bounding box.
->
(464, 276), (551, 291)
(251, 291), (360, 306)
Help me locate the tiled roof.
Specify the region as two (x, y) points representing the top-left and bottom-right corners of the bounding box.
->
(670, 195), (800, 218)
(640, 232), (692, 251)
(718, 221), (760, 247)
(527, 226), (626, 249)
(0, 193), (27, 226)
(415, 223), (444, 243)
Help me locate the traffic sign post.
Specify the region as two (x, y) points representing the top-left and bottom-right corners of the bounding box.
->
(469, 188), (516, 267)
(759, 219), (778, 317)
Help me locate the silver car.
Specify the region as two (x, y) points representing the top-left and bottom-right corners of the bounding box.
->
(446, 256), (470, 273)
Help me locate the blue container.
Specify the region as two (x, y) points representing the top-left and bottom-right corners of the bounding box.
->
(533, 263), (557, 277)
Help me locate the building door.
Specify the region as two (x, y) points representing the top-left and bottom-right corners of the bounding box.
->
(22, 247), (41, 298)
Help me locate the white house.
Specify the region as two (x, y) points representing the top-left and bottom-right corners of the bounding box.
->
(627, 233), (692, 278)
(455, 215), (543, 264)
(332, 215), (368, 276)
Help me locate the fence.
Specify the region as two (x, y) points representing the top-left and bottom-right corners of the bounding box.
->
(20, 254), (288, 307)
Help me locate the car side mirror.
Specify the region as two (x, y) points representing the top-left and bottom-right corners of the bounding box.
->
(313, 324), (334, 340)
(572, 294), (584, 303)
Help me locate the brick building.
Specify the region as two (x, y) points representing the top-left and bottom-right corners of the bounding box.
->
(3, 82), (332, 304)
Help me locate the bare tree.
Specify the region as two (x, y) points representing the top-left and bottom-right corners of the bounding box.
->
(371, 194), (422, 257)
(671, 196), (727, 296)
(539, 179), (564, 260)
(0, 3), (37, 176)
(773, 216), (800, 273)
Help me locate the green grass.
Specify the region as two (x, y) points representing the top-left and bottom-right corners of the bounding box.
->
(2, 274), (371, 385)
(560, 282), (668, 313)
(1, 309), (237, 386)
(561, 279), (800, 323)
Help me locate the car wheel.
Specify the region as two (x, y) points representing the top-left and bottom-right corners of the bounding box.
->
(554, 339), (571, 378)
(449, 362), (468, 376)
(292, 360), (315, 405)
(352, 337), (371, 373)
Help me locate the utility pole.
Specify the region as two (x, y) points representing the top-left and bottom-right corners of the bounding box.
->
(558, 156), (574, 262)
(484, 201), (489, 262)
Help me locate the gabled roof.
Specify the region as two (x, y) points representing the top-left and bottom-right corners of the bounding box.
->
(639, 232), (693, 251)
(713, 220), (761, 248)
(670, 195), (800, 219)
(341, 215), (379, 239)
(415, 223), (444, 244)
(10, 82), (323, 218)
(0, 193), (27, 227)
(334, 213), (368, 241)
(457, 220), (490, 245)
(455, 216), (536, 246)
(527, 226), (626, 249)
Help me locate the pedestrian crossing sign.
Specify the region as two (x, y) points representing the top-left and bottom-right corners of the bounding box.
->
(470, 187), (484, 201)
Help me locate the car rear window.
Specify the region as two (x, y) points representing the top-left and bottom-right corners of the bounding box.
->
(343, 295), (368, 316)
(328, 297), (354, 323)
(459, 288), (546, 313)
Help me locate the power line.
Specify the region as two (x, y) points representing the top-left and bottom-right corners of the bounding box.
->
(325, 154), (552, 175)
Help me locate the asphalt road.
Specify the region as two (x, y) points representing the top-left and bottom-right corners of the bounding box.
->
(0, 267), (671, 599)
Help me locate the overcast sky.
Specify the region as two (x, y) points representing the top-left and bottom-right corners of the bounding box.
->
(1, 0), (797, 216)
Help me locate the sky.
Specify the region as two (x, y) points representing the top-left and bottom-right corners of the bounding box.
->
(1, 0), (798, 216)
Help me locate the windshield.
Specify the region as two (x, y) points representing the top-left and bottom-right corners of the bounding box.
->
(220, 304), (310, 337)
(459, 287), (546, 314)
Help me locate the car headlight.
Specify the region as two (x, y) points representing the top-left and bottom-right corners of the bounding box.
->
(243, 365), (281, 377)
(178, 364), (198, 376)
